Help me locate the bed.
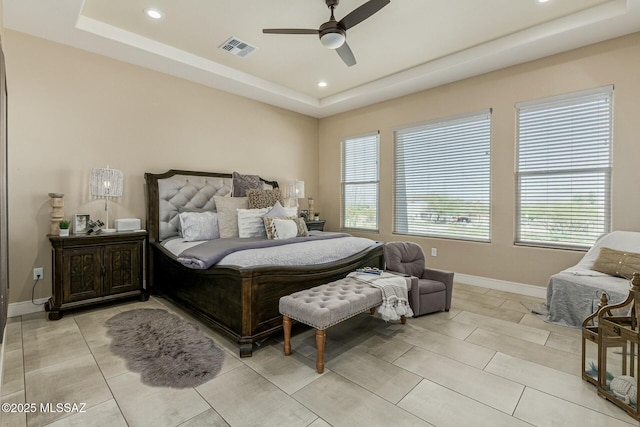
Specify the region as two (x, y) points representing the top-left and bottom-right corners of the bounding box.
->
(546, 231), (640, 327)
(144, 169), (384, 356)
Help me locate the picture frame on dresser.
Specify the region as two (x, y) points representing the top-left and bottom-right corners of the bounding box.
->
(73, 214), (90, 234)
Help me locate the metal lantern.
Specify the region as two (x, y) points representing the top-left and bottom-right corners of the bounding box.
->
(593, 273), (640, 421)
(582, 292), (609, 386)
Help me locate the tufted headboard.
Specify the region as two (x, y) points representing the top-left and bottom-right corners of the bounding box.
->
(145, 169), (278, 242)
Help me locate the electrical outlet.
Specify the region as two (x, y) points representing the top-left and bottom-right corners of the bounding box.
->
(431, 248), (437, 257)
(33, 267), (43, 280)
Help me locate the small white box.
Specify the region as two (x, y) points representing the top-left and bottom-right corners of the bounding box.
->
(115, 218), (141, 232)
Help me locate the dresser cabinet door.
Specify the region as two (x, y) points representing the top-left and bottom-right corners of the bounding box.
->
(104, 242), (141, 295)
(62, 247), (102, 303)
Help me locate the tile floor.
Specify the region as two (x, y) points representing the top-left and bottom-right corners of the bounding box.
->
(1, 283), (638, 427)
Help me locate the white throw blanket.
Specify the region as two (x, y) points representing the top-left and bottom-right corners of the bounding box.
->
(348, 272), (414, 321)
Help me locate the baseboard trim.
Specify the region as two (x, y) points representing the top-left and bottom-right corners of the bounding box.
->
(8, 279), (148, 319)
(455, 273), (546, 299)
(8, 298), (48, 318)
(7, 278), (542, 317)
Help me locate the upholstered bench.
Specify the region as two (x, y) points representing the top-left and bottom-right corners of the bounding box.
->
(279, 273), (409, 373)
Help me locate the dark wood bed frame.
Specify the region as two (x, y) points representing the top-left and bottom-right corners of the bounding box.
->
(145, 169), (384, 357)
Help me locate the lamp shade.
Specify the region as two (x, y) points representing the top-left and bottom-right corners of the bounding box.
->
(289, 180), (305, 199)
(90, 166), (123, 232)
(91, 167), (123, 198)
(288, 180), (305, 208)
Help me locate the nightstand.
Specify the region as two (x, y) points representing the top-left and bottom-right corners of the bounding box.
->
(46, 231), (148, 320)
(305, 220), (326, 232)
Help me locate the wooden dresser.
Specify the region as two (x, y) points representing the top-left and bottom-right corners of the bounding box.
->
(47, 231), (147, 320)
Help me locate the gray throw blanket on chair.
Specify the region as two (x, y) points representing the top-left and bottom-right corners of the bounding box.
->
(348, 272), (414, 321)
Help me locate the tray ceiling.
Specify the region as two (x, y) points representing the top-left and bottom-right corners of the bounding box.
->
(4, 0), (640, 117)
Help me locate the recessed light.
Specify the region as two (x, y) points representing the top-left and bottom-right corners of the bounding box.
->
(144, 8), (163, 19)
(317, 81), (328, 88)
(537, 0), (550, 3)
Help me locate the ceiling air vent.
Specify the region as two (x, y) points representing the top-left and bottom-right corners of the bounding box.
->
(219, 37), (257, 58)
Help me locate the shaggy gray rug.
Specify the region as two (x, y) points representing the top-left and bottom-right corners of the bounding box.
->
(105, 308), (225, 388)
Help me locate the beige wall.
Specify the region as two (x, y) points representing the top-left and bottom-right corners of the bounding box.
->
(319, 32), (640, 288)
(0, 2), (4, 44)
(4, 30), (319, 304)
(5, 28), (640, 305)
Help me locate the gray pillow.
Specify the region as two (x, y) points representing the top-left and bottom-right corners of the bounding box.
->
(232, 172), (262, 197)
(176, 207), (212, 236)
(214, 195), (248, 238)
(261, 201), (298, 218)
(179, 212), (219, 241)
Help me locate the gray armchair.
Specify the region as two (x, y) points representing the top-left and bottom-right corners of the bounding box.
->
(383, 241), (454, 317)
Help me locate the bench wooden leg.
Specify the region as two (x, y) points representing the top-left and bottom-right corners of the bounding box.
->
(283, 315), (292, 356)
(401, 315), (406, 325)
(370, 307), (376, 315)
(316, 329), (326, 374)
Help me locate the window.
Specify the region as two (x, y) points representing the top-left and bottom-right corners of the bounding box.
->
(341, 132), (379, 231)
(394, 110), (491, 241)
(516, 86), (612, 249)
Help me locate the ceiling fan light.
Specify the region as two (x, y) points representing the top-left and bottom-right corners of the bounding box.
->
(320, 32), (345, 49)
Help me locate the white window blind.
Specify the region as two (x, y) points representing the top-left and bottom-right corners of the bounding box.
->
(341, 132), (379, 231)
(394, 110), (491, 241)
(516, 86), (612, 249)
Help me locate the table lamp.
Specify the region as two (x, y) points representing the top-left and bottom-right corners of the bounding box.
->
(90, 166), (123, 233)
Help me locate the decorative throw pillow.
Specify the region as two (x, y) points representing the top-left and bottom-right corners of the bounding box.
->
(262, 200), (298, 218)
(246, 189), (283, 209)
(232, 172), (262, 197)
(592, 247), (640, 279)
(176, 207), (211, 236)
(264, 216), (309, 240)
(270, 219), (298, 240)
(179, 211), (219, 242)
(237, 208), (270, 238)
(213, 195), (248, 238)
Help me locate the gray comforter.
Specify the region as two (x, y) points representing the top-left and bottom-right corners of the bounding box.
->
(177, 232), (352, 269)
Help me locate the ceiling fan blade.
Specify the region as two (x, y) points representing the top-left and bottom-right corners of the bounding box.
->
(336, 42), (356, 67)
(339, 0), (390, 31)
(262, 29), (319, 35)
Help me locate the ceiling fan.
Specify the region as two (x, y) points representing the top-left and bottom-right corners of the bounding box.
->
(262, 0), (390, 67)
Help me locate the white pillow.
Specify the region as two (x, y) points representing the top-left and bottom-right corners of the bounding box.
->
(179, 211), (219, 242)
(270, 218), (298, 239)
(237, 208), (269, 238)
(263, 216), (309, 240)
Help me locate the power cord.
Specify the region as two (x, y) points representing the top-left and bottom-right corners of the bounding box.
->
(32, 273), (46, 305)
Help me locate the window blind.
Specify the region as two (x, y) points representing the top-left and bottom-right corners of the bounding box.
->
(341, 132), (379, 231)
(516, 86), (613, 248)
(394, 110), (491, 241)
